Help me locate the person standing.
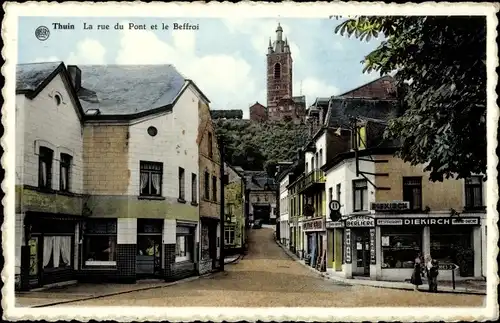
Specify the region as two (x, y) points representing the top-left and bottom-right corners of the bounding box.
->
(428, 259), (439, 292)
(410, 253), (424, 291)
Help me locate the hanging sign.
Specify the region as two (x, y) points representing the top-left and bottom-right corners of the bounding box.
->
(345, 228), (352, 264)
(369, 228), (376, 264)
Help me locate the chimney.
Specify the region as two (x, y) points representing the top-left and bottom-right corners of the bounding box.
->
(67, 65), (82, 91)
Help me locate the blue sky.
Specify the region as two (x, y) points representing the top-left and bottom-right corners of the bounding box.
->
(18, 17), (383, 118)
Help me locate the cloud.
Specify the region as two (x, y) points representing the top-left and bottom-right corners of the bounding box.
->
(294, 78), (340, 106)
(114, 20), (260, 113)
(33, 56), (60, 62)
(66, 38), (106, 64)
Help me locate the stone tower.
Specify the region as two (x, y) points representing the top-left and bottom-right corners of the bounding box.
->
(266, 23), (293, 120)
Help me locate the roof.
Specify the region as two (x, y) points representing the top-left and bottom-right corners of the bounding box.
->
(243, 171), (277, 191)
(337, 75), (395, 98)
(321, 146), (398, 173)
(16, 62), (63, 92)
(76, 64), (189, 116)
(292, 96), (306, 105)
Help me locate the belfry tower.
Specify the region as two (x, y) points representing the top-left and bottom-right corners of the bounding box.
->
(266, 23), (293, 119)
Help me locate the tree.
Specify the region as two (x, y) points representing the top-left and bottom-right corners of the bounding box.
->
(335, 16), (486, 181)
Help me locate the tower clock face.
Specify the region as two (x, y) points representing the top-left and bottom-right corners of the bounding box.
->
(276, 56), (281, 61)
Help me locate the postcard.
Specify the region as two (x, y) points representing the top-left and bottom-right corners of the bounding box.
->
(1, 1), (499, 322)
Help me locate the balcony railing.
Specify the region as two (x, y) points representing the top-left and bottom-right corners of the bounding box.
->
(297, 169), (325, 194)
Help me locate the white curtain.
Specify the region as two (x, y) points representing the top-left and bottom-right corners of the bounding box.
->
(59, 236), (71, 266)
(151, 173), (160, 192)
(41, 162), (47, 186)
(53, 236), (61, 267)
(140, 172), (149, 190)
(61, 167), (67, 190)
(43, 236), (54, 267)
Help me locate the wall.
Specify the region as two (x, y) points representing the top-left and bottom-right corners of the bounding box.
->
(198, 100), (220, 219)
(225, 179), (245, 249)
(325, 157), (375, 216)
(375, 155), (464, 212)
(249, 103), (267, 122)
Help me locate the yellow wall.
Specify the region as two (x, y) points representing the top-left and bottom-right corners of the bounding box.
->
(375, 155), (463, 211)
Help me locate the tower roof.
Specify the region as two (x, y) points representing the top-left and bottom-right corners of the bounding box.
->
(276, 23), (283, 32)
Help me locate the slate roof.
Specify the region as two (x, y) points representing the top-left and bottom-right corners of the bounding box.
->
(76, 65), (187, 115)
(16, 62), (63, 92)
(243, 171), (277, 191)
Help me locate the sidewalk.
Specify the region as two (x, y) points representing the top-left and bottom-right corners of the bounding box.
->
(275, 240), (486, 296)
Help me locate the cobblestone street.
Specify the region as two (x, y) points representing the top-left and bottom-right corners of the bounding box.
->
(22, 227), (484, 308)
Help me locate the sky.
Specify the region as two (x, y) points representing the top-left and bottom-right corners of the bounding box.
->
(18, 17), (384, 118)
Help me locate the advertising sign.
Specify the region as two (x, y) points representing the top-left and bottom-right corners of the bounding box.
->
(344, 229), (351, 264)
(376, 217), (480, 226)
(346, 216), (375, 227)
(371, 201), (410, 212)
(369, 228), (376, 264)
(303, 218), (325, 232)
(326, 221), (344, 229)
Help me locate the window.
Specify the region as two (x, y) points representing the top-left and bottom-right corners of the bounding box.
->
(430, 226), (474, 277)
(59, 153), (72, 192)
(208, 132), (213, 158)
(38, 146), (53, 189)
(274, 63), (281, 79)
(328, 187), (333, 205)
(212, 176), (217, 202)
(204, 171), (210, 200)
(305, 162), (309, 173)
(319, 149), (323, 167)
(54, 94), (62, 106)
(315, 152), (319, 169)
(311, 157), (315, 171)
(336, 183), (341, 204)
(43, 236), (72, 269)
(225, 226), (236, 245)
(83, 219), (117, 267)
(178, 167), (185, 200)
(140, 161), (163, 196)
(191, 173), (198, 203)
(403, 177), (422, 211)
(381, 227), (423, 269)
(201, 225), (210, 260)
(353, 179), (368, 212)
(465, 176), (484, 209)
(176, 226), (194, 262)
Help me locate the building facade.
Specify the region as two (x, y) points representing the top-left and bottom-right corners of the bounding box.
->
(197, 100), (222, 275)
(223, 163), (247, 255)
(278, 173), (290, 247)
(15, 62), (212, 290)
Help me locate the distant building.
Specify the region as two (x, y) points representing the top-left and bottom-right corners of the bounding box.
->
(249, 24), (307, 124)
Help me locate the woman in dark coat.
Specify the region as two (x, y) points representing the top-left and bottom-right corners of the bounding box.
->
(410, 253), (424, 291)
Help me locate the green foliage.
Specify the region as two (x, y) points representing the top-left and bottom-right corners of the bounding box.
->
(210, 109), (243, 120)
(214, 119), (308, 172)
(335, 16), (486, 182)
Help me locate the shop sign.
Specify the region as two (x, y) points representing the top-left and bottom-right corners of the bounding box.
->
(303, 218), (325, 231)
(345, 228), (352, 264)
(326, 221), (344, 229)
(376, 217), (480, 226)
(369, 228), (376, 264)
(346, 216), (375, 227)
(371, 201), (410, 212)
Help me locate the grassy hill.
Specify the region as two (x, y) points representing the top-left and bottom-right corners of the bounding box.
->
(213, 119), (309, 172)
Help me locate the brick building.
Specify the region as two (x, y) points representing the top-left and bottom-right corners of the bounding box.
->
(15, 62), (212, 290)
(249, 24), (307, 124)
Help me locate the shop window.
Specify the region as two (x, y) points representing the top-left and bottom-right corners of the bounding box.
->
(191, 173), (198, 203)
(224, 226), (235, 245)
(212, 176), (217, 202)
(178, 167), (185, 201)
(59, 153), (72, 192)
(403, 177), (422, 211)
(204, 171), (210, 200)
(176, 226), (194, 262)
(381, 227), (423, 269)
(38, 146), (53, 189)
(353, 179), (368, 212)
(83, 219), (117, 267)
(430, 226), (474, 277)
(201, 225), (211, 260)
(43, 236), (72, 269)
(140, 161), (163, 196)
(465, 176), (484, 210)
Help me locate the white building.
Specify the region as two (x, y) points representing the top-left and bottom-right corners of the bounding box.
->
(278, 174), (290, 246)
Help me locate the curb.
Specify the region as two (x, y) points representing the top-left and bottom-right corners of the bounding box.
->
(275, 240), (486, 296)
(29, 274), (209, 308)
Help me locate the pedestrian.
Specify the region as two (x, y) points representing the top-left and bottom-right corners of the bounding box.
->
(428, 259), (439, 292)
(424, 254), (433, 291)
(410, 253), (424, 291)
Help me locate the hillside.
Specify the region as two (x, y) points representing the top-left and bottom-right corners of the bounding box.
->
(213, 119), (309, 172)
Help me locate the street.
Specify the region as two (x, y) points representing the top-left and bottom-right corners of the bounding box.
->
(33, 227), (485, 307)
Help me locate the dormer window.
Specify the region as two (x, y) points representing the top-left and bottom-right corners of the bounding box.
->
(85, 109), (101, 116)
(54, 94), (62, 106)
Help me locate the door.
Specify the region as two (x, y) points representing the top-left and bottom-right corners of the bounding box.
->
(354, 230), (370, 276)
(137, 235), (161, 276)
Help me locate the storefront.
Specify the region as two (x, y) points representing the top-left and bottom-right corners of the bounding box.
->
(302, 217), (326, 268)
(375, 216), (482, 281)
(136, 219), (163, 277)
(325, 221), (344, 272)
(20, 212), (78, 290)
(168, 221), (197, 281)
(342, 215), (376, 278)
(199, 217), (218, 275)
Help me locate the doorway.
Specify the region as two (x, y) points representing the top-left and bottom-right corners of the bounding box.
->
(353, 229), (370, 276)
(136, 219), (163, 277)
